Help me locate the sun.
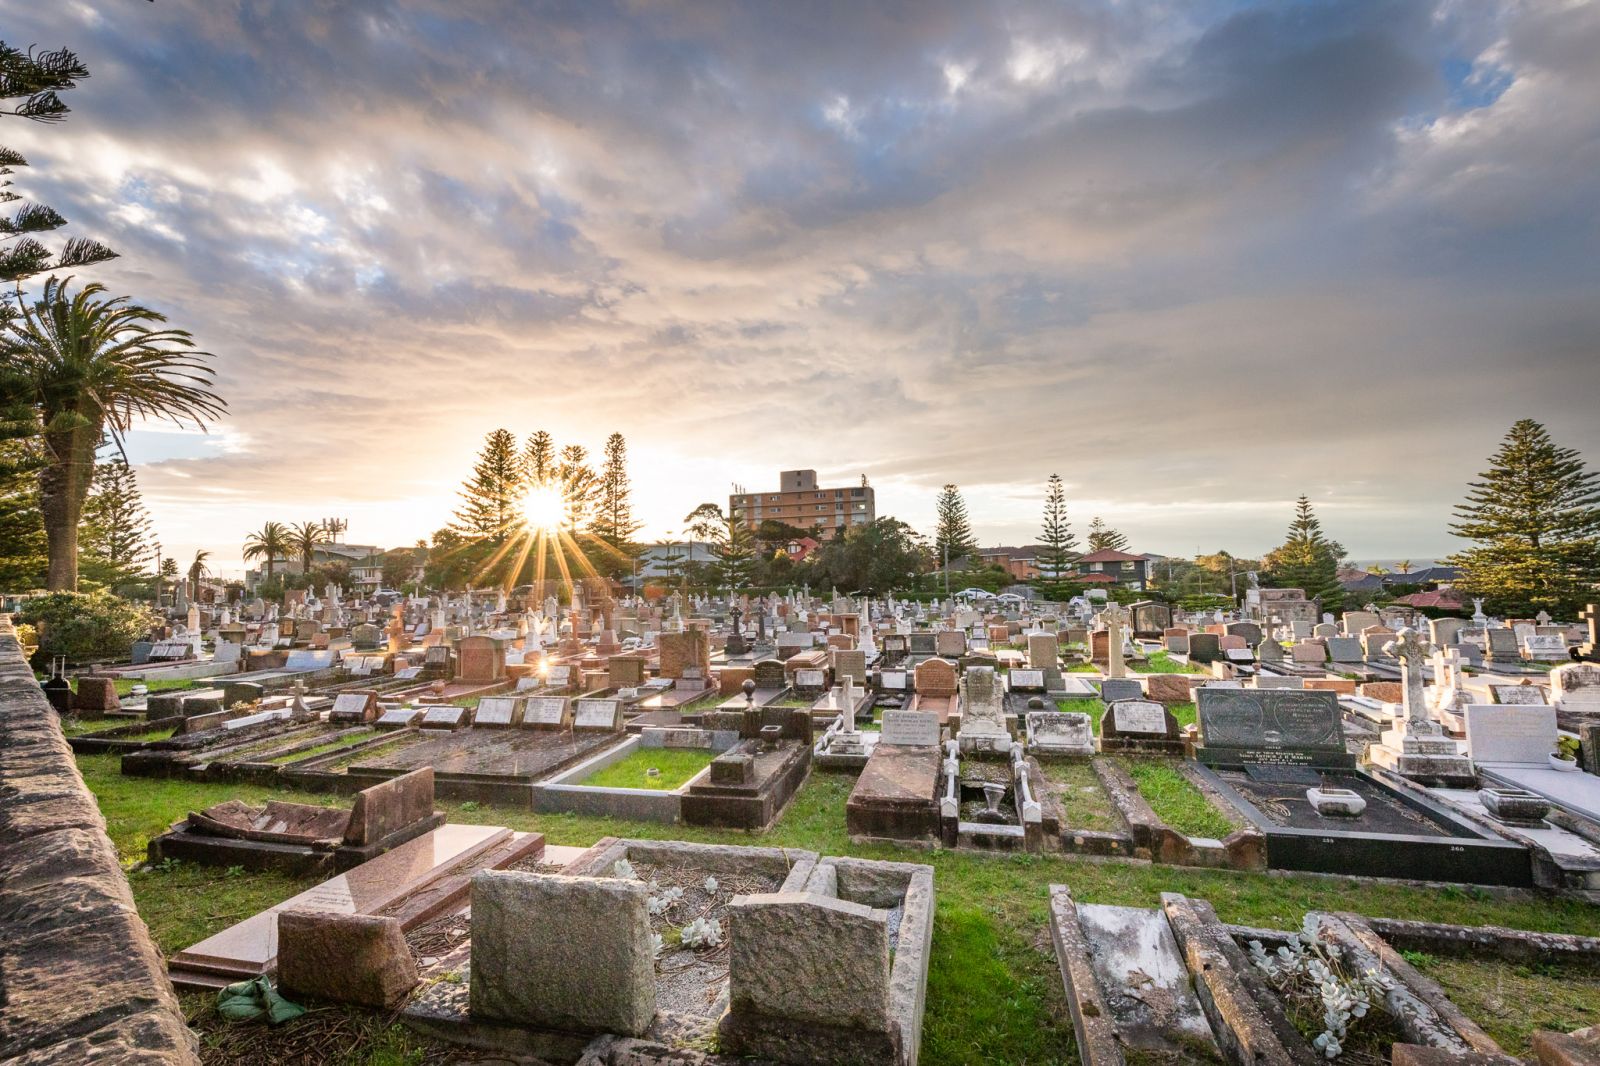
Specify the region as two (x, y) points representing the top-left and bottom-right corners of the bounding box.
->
(519, 484), (566, 531)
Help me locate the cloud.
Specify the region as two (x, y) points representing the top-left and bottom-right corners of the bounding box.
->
(2, 0), (1596, 574)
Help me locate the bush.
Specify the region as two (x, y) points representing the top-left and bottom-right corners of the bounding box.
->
(16, 591), (154, 666)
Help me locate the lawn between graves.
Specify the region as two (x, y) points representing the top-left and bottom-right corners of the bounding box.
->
(76, 753), (1600, 1066)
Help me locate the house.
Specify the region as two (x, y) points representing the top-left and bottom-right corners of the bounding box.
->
(1391, 590), (1466, 612)
(1073, 549), (1149, 591)
(977, 546), (1041, 581)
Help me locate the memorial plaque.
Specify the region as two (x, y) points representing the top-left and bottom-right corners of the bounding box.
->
(795, 669), (826, 689)
(474, 696), (520, 727)
(879, 670), (908, 691)
(573, 698), (623, 731)
(1098, 678), (1143, 703)
(547, 665), (572, 686)
(522, 697), (569, 728)
(375, 707), (420, 728)
(420, 704), (465, 729)
(1197, 689), (1346, 765)
(1490, 685), (1547, 706)
(1224, 647), (1255, 662)
(1106, 699), (1169, 735)
(879, 710), (940, 747)
(909, 633), (937, 655)
(1009, 669), (1045, 691)
(1026, 711), (1093, 754)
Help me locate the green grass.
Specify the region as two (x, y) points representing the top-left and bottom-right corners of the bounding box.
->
(1064, 662), (1098, 673)
(1041, 761), (1121, 832)
(73, 753), (1600, 1066)
(1140, 651), (1206, 675)
(1117, 758), (1235, 839)
(577, 746), (715, 790)
(110, 678), (194, 697)
(262, 731), (376, 765)
(1413, 954), (1600, 1056)
(1055, 697), (1105, 732)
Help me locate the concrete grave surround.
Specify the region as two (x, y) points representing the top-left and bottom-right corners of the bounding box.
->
(469, 869), (657, 1035)
(277, 910), (417, 1009)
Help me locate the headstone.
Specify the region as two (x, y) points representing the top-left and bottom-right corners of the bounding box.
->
(469, 870), (656, 1036)
(1104, 699), (1171, 735)
(879, 710), (940, 747)
(420, 704), (466, 730)
(1490, 684), (1547, 706)
(1196, 689), (1347, 765)
(1464, 705), (1557, 766)
(1428, 617), (1466, 647)
(1008, 669), (1045, 692)
(958, 666), (1010, 752)
(1025, 711), (1093, 756)
(277, 910), (417, 1009)
(1145, 674), (1191, 705)
(1098, 678), (1143, 703)
(1552, 663), (1600, 712)
(1522, 634), (1568, 662)
(474, 696), (521, 727)
(573, 698), (623, 731)
(1187, 633), (1222, 664)
(521, 696), (570, 729)
(1325, 637), (1363, 663)
(330, 692), (377, 723)
(913, 657), (958, 698)
(1026, 632), (1059, 669)
(1485, 627), (1520, 662)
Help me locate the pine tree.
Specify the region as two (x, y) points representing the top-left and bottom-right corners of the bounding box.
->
(1447, 419), (1600, 616)
(1086, 516), (1130, 553)
(1263, 496), (1345, 612)
(592, 432), (641, 549)
(712, 512), (757, 589)
(556, 443), (598, 531)
(523, 430), (555, 486)
(1037, 473), (1077, 578)
(0, 441), (45, 589)
(452, 429), (524, 540)
(934, 483), (977, 563)
(79, 455), (153, 585)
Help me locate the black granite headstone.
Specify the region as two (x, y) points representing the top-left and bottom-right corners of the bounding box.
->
(1197, 688), (1351, 767)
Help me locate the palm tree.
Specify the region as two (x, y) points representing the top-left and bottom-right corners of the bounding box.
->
(288, 520), (329, 575)
(8, 277), (223, 589)
(1396, 559), (1413, 575)
(187, 549), (210, 595)
(243, 521), (290, 585)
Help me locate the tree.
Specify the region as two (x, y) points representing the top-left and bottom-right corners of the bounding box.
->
(78, 455), (152, 587)
(0, 441), (44, 589)
(712, 513), (757, 589)
(592, 432), (640, 549)
(1037, 473), (1077, 579)
(556, 443), (597, 531)
(684, 503), (725, 545)
(8, 279), (222, 589)
(1263, 496), (1345, 612)
(186, 549), (210, 593)
(243, 520), (291, 584)
(934, 483), (977, 563)
(523, 430), (555, 485)
(15, 589), (150, 665)
(452, 429), (524, 540)
(381, 549), (417, 590)
(287, 520), (329, 575)
(1086, 517), (1129, 553)
(0, 42), (117, 307)
(815, 517), (928, 594)
(1447, 419), (1600, 617)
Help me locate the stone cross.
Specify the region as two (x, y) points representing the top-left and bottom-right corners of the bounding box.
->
(1384, 627), (1432, 728)
(1102, 603), (1129, 679)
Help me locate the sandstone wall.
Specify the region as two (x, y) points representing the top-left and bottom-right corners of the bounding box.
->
(0, 618), (199, 1064)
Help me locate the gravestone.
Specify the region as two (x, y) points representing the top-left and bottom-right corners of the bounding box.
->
(330, 692), (377, 723)
(1465, 705), (1557, 766)
(1522, 634), (1568, 662)
(1312, 623), (1339, 639)
(1027, 633), (1059, 670)
(474, 696), (521, 728)
(521, 696), (570, 730)
(1325, 637), (1363, 664)
(908, 633), (937, 657)
(1164, 629), (1190, 655)
(1553, 663), (1600, 713)
(455, 636), (507, 683)
(880, 710), (941, 747)
(573, 698), (623, 731)
(1225, 621), (1263, 647)
(1101, 699), (1183, 754)
(1428, 617), (1466, 647)
(958, 666), (1010, 753)
(1187, 633), (1222, 664)
(831, 649), (868, 686)
(1008, 669), (1045, 692)
(1490, 684), (1547, 706)
(1342, 611), (1380, 636)
(1145, 674), (1191, 705)
(1254, 675), (1305, 690)
(878, 670), (908, 692)
(935, 630), (968, 658)
(420, 704), (466, 730)
(1098, 678), (1143, 703)
(913, 657), (958, 698)
(1291, 642), (1327, 664)
(1485, 627), (1520, 662)
(1196, 689), (1349, 766)
(469, 870), (656, 1035)
(1025, 711), (1093, 756)
(1131, 601), (1172, 637)
(1256, 638), (1284, 663)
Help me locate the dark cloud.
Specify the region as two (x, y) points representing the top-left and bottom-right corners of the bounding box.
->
(2, 0), (1596, 571)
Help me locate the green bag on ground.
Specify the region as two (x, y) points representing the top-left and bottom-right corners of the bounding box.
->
(216, 975), (306, 1025)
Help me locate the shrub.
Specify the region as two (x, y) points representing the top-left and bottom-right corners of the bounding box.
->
(16, 591), (154, 666)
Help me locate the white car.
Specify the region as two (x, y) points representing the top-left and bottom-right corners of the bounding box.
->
(955, 588), (995, 599)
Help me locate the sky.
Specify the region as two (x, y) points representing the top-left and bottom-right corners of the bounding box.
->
(5, 0), (1600, 578)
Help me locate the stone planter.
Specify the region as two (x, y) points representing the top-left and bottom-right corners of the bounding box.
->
(1550, 753), (1580, 772)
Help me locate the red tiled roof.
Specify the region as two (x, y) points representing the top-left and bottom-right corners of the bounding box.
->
(1076, 549), (1143, 563)
(1075, 572), (1119, 583)
(1394, 591), (1464, 609)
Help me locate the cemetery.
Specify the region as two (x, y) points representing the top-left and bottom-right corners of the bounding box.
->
(18, 580), (1600, 1064)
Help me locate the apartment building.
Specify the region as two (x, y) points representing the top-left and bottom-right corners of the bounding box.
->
(729, 469), (874, 540)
